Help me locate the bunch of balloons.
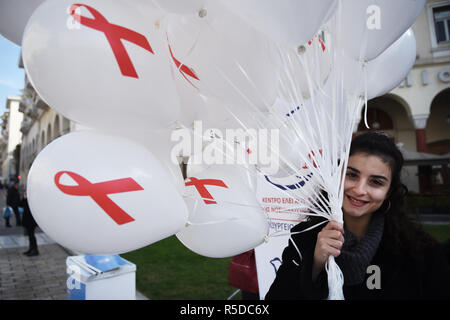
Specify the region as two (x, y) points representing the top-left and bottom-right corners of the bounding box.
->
(0, 0), (424, 299)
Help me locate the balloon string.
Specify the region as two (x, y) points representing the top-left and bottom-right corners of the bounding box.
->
(186, 133), (333, 214)
(175, 1), (356, 302)
(359, 6), (370, 131)
(182, 30), (334, 221)
(268, 218), (328, 239)
(326, 256), (345, 300)
(268, 219), (330, 275)
(183, 193), (264, 210)
(186, 217), (242, 227)
(363, 62), (370, 129)
(184, 194), (329, 221)
(322, 0), (345, 300)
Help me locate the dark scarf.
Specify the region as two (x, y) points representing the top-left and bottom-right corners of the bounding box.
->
(335, 212), (385, 286)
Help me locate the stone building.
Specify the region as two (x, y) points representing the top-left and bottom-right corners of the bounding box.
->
(355, 0), (450, 194)
(0, 95), (23, 185)
(17, 56), (76, 187)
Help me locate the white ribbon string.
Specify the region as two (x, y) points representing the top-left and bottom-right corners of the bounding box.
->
(168, 0), (372, 300)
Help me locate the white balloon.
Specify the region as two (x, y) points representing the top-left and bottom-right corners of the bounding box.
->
(255, 97), (329, 177)
(0, 0), (45, 45)
(115, 127), (188, 196)
(166, 0), (278, 114)
(339, 0), (425, 61)
(177, 164), (268, 258)
(152, 0), (206, 14)
(27, 131), (189, 254)
(367, 29), (417, 98)
(22, 0), (186, 132)
(276, 33), (333, 101)
(146, 138), (186, 196)
(186, 158), (207, 178)
(219, 0), (337, 47)
(172, 72), (258, 131)
(343, 29), (416, 100)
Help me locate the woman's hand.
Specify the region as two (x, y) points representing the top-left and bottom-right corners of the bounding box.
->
(312, 221), (344, 281)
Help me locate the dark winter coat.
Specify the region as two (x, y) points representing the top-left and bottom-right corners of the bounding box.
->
(20, 197), (37, 229)
(265, 217), (450, 300)
(7, 186), (20, 208)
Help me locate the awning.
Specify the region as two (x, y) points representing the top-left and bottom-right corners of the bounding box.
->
(400, 148), (450, 166)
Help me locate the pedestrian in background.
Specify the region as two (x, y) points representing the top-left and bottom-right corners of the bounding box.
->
(7, 180), (22, 226)
(21, 193), (39, 256)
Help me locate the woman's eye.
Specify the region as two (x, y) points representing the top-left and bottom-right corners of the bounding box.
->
(346, 172), (357, 178)
(370, 179), (384, 186)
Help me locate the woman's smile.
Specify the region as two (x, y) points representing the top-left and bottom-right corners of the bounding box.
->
(345, 194), (369, 208)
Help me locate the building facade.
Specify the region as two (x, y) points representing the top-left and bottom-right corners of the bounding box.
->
(18, 72), (75, 187)
(355, 0), (450, 194)
(0, 96), (23, 185)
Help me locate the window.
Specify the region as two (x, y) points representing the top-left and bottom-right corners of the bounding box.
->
(41, 131), (45, 149)
(54, 116), (60, 139)
(433, 5), (450, 43)
(47, 124), (52, 144)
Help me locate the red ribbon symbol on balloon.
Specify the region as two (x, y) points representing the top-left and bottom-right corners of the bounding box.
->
(69, 3), (154, 78)
(308, 35), (326, 52)
(166, 33), (200, 89)
(185, 177), (228, 204)
(302, 149), (323, 169)
(54, 171), (144, 225)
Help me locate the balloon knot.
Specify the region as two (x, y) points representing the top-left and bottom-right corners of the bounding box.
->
(198, 8), (207, 18)
(297, 45), (306, 55)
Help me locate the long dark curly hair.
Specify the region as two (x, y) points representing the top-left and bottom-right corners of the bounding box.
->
(349, 131), (436, 261)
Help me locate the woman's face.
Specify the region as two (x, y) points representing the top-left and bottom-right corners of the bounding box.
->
(343, 152), (392, 219)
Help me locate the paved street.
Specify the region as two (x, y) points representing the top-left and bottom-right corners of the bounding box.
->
(0, 189), (147, 300)
(0, 188), (70, 299)
(1, 241), (68, 296)
(0, 244), (69, 300)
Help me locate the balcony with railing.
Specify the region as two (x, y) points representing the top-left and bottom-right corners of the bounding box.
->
(19, 95), (34, 113)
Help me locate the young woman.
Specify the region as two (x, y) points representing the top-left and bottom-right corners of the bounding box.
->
(265, 131), (450, 299)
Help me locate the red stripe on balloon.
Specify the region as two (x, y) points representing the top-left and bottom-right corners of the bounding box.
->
(70, 3), (154, 78)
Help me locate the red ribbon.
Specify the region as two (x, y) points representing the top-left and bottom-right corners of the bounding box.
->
(308, 36), (326, 52)
(168, 44), (200, 81)
(54, 171), (144, 225)
(166, 32), (200, 89)
(302, 149), (323, 169)
(185, 177), (228, 204)
(318, 38), (326, 52)
(70, 3), (154, 78)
